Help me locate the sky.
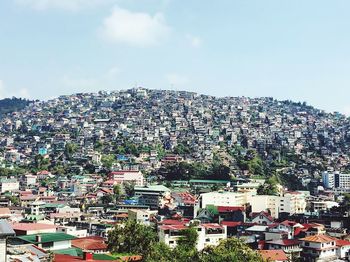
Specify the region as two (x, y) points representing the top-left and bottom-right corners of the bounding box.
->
(1, 0), (350, 114)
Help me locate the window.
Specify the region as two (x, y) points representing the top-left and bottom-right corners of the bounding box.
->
(169, 241), (174, 244)
(206, 238), (210, 242)
(304, 242), (309, 246)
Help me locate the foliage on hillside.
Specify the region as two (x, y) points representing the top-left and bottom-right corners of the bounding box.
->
(0, 97), (31, 117)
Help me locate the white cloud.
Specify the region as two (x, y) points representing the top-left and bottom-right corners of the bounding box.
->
(0, 80), (30, 99)
(165, 73), (189, 88)
(14, 0), (112, 11)
(100, 6), (170, 47)
(186, 34), (202, 48)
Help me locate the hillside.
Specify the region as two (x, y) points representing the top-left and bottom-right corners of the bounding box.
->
(0, 88), (349, 190)
(0, 97), (31, 118)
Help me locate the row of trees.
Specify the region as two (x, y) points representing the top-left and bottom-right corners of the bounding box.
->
(107, 220), (265, 262)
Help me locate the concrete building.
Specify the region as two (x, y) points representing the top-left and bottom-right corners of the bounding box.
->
(158, 223), (227, 251)
(322, 171), (350, 189)
(300, 234), (338, 262)
(198, 191), (251, 209)
(0, 178), (19, 193)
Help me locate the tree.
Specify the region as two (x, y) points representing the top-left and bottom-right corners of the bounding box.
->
(101, 154), (115, 169)
(144, 242), (173, 262)
(113, 184), (122, 203)
(107, 220), (157, 256)
(200, 238), (265, 262)
(101, 194), (114, 205)
(124, 181), (135, 197)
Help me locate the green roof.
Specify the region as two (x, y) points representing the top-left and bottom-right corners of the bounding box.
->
(42, 203), (65, 208)
(53, 247), (81, 256)
(54, 248), (116, 260)
(18, 233), (76, 244)
(134, 185), (170, 192)
(189, 179), (230, 183)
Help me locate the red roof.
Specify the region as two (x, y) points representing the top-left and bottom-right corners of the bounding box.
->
(72, 236), (107, 251)
(336, 239), (350, 247)
(220, 221), (242, 227)
(12, 223), (57, 231)
(217, 206), (245, 212)
(266, 239), (300, 246)
(251, 211), (274, 222)
(159, 219), (190, 226)
(201, 223), (224, 229)
(259, 250), (288, 261)
(159, 224), (187, 230)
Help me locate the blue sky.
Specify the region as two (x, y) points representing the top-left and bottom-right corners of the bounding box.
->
(1, 0), (350, 114)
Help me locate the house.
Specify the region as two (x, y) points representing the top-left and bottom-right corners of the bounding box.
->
(0, 178), (19, 193)
(134, 185), (171, 210)
(336, 239), (350, 260)
(300, 234), (338, 262)
(258, 250), (288, 262)
(251, 211), (274, 225)
(72, 236), (107, 254)
(0, 220), (15, 262)
(0, 208), (11, 219)
(158, 223), (227, 251)
(108, 170), (144, 186)
(265, 239), (302, 259)
(12, 223), (57, 235)
(128, 209), (157, 225)
(16, 232), (76, 251)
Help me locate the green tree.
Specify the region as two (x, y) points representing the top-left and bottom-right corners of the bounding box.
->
(101, 154), (115, 169)
(107, 220), (157, 256)
(124, 181), (135, 197)
(200, 238), (265, 262)
(101, 194), (114, 205)
(113, 184), (122, 203)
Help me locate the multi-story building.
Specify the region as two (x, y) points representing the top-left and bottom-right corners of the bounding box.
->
(322, 171), (350, 189)
(198, 191), (251, 209)
(158, 223), (227, 251)
(108, 170), (145, 186)
(300, 235), (338, 262)
(250, 192), (306, 219)
(134, 185), (171, 210)
(0, 178), (19, 193)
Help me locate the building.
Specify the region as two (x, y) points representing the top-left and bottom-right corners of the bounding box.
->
(250, 192), (306, 219)
(0, 178), (19, 193)
(258, 250), (288, 262)
(108, 170), (144, 186)
(134, 185), (171, 209)
(16, 232), (76, 251)
(0, 220), (15, 262)
(158, 223), (227, 251)
(300, 234), (338, 262)
(322, 171), (350, 189)
(198, 191), (250, 210)
(12, 223), (57, 235)
(128, 209), (157, 225)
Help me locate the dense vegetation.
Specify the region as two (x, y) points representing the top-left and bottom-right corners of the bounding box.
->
(0, 97), (31, 117)
(107, 220), (265, 262)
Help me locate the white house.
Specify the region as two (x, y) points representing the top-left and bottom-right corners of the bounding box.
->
(158, 223), (227, 251)
(300, 234), (338, 261)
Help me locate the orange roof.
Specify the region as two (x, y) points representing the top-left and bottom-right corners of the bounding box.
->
(72, 236), (107, 251)
(259, 250), (288, 261)
(12, 223), (57, 231)
(300, 234), (337, 243)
